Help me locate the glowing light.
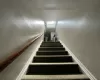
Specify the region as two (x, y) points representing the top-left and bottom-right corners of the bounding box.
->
(46, 21), (56, 28)
(58, 19), (86, 28)
(33, 21), (44, 25)
(58, 20), (77, 25)
(25, 20), (44, 25)
(47, 21), (56, 24)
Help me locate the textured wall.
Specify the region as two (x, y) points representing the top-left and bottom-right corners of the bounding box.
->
(0, 0), (45, 62)
(57, 11), (100, 80)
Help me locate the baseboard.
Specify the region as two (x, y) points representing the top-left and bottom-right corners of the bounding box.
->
(59, 40), (97, 80)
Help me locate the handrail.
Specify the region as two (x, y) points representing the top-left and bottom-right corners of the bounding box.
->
(0, 33), (43, 72)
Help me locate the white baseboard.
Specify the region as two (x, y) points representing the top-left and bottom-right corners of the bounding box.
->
(59, 40), (97, 80)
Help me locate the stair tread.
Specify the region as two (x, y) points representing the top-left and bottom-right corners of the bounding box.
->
(30, 62), (76, 65)
(37, 51), (68, 52)
(41, 45), (62, 46)
(40, 46), (63, 47)
(34, 55), (71, 57)
(22, 74), (89, 80)
(40, 47), (63, 48)
(42, 41), (60, 43)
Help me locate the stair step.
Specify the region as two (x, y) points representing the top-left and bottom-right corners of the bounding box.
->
(41, 42), (62, 46)
(41, 42), (61, 43)
(40, 45), (63, 47)
(38, 47), (65, 51)
(34, 55), (70, 57)
(36, 51), (68, 55)
(30, 63), (76, 65)
(22, 74), (89, 80)
(42, 41), (60, 43)
(33, 56), (73, 63)
(26, 63), (82, 75)
(41, 43), (63, 47)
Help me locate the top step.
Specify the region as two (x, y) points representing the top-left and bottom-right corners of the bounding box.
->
(41, 42), (63, 47)
(26, 63), (82, 75)
(42, 41), (60, 43)
(41, 42), (61, 45)
(40, 44), (63, 47)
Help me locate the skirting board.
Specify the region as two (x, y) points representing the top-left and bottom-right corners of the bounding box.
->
(59, 40), (97, 80)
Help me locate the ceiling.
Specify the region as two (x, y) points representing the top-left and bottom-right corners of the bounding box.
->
(0, 0), (100, 30)
(0, 0), (100, 21)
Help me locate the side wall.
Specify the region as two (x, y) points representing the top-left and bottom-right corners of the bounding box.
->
(0, 0), (45, 63)
(57, 11), (100, 80)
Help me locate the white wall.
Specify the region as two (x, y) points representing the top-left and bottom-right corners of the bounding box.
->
(0, 35), (43, 80)
(0, 0), (45, 62)
(57, 11), (100, 80)
(0, 0), (100, 79)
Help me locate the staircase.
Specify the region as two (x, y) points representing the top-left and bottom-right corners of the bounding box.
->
(21, 41), (90, 80)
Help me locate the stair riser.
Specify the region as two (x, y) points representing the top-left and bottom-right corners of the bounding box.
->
(38, 48), (65, 51)
(40, 45), (63, 47)
(33, 56), (74, 63)
(41, 43), (63, 47)
(26, 64), (82, 75)
(36, 51), (68, 55)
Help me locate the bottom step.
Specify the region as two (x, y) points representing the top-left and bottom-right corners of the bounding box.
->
(22, 74), (89, 80)
(26, 64), (82, 75)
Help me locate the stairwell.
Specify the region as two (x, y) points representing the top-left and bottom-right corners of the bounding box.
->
(21, 41), (90, 80)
